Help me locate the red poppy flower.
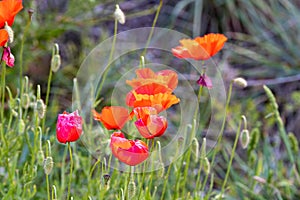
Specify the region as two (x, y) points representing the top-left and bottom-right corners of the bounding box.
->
(2, 46), (14, 67)
(93, 106), (130, 130)
(126, 91), (180, 113)
(172, 33), (227, 60)
(0, 0), (23, 28)
(133, 107), (167, 139)
(56, 110), (83, 144)
(0, 29), (8, 46)
(110, 132), (149, 166)
(126, 68), (178, 91)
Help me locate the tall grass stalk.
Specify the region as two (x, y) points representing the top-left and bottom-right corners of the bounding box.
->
(220, 115), (243, 198)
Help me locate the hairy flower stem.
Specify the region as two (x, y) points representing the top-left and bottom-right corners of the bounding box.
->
(96, 18), (118, 100)
(1, 61), (6, 121)
(45, 141), (51, 200)
(201, 82), (233, 192)
(141, 0), (163, 57)
(220, 116), (243, 198)
(67, 142), (74, 200)
(19, 18), (31, 99)
(180, 72), (204, 195)
(41, 59), (53, 133)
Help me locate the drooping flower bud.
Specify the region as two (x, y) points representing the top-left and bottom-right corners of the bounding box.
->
(114, 4), (125, 24)
(127, 179), (136, 198)
(21, 93), (30, 109)
(18, 119), (25, 134)
(44, 156), (53, 175)
(233, 77), (248, 88)
(36, 99), (46, 119)
(37, 150), (45, 166)
(203, 157), (210, 175)
(288, 132), (299, 154)
(51, 43), (61, 72)
(191, 138), (199, 160)
(240, 129), (250, 149)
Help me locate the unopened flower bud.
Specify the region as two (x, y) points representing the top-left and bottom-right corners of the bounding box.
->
(37, 150), (45, 166)
(44, 156), (53, 175)
(203, 157), (210, 175)
(191, 138), (199, 160)
(240, 129), (250, 149)
(114, 4), (125, 24)
(36, 99), (46, 119)
(127, 180), (136, 198)
(51, 55), (61, 72)
(200, 138), (206, 158)
(288, 132), (299, 154)
(18, 119), (25, 134)
(22, 93), (30, 109)
(4, 22), (14, 43)
(233, 77), (247, 88)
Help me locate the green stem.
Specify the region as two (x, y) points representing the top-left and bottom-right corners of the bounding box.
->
(160, 162), (173, 200)
(219, 116), (243, 198)
(45, 140), (51, 200)
(1, 61), (6, 121)
(201, 82), (233, 193)
(19, 19), (31, 98)
(141, 0), (163, 57)
(67, 142), (74, 200)
(42, 65), (53, 133)
(96, 18), (118, 100)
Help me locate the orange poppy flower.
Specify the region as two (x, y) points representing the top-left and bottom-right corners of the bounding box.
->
(133, 107), (167, 139)
(172, 33), (227, 60)
(126, 91), (180, 113)
(126, 68), (178, 91)
(0, 0), (23, 28)
(0, 29), (8, 46)
(93, 106), (130, 130)
(110, 132), (149, 166)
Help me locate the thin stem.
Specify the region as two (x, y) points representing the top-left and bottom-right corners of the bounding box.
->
(67, 142), (74, 200)
(1, 61), (6, 121)
(220, 116), (243, 198)
(141, 0), (163, 57)
(45, 140), (50, 200)
(201, 82), (233, 193)
(19, 19), (31, 98)
(42, 64), (53, 133)
(96, 18), (118, 100)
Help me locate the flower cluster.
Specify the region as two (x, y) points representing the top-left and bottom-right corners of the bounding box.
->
(0, 0), (23, 67)
(172, 33), (227, 88)
(93, 68), (180, 166)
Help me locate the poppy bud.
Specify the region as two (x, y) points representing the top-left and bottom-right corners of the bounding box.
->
(240, 129), (250, 149)
(22, 93), (30, 109)
(18, 119), (25, 134)
(191, 138), (199, 160)
(288, 132), (299, 154)
(36, 99), (46, 119)
(127, 180), (136, 198)
(203, 157), (210, 175)
(37, 150), (45, 166)
(44, 156), (53, 175)
(51, 54), (61, 73)
(233, 77), (247, 88)
(200, 138), (206, 158)
(114, 4), (125, 24)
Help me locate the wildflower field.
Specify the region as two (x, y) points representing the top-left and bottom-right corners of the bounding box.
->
(1, 0), (300, 199)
